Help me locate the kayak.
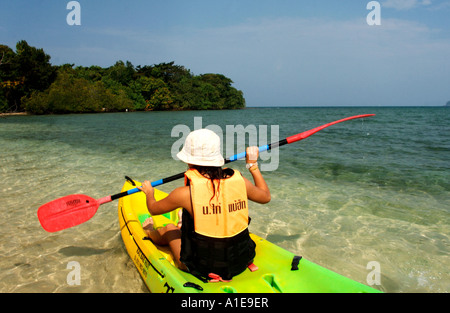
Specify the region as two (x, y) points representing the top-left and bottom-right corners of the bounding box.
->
(118, 178), (381, 293)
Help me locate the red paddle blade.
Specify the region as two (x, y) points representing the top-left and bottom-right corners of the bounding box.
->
(37, 194), (100, 232)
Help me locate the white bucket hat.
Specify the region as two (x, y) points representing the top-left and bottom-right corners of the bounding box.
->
(176, 129), (225, 167)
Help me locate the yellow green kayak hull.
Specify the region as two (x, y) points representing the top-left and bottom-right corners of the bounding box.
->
(118, 179), (381, 293)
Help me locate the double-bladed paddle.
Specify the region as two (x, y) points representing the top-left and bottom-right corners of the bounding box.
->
(37, 114), (375, 232)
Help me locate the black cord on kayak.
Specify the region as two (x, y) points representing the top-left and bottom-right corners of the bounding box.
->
(125, 176), (136, 186)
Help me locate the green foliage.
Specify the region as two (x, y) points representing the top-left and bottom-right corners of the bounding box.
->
(15, 40), (57, 93)
(23, 70), (133, 114)
(1, 41), (245, 114)
(0, 88), (8, 112)
(1, 41), (57, 112)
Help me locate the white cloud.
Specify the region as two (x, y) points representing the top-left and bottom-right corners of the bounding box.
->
(426, 1), (450, 10)
(152, 16), (449, 106)
(382, 0), (432, 10)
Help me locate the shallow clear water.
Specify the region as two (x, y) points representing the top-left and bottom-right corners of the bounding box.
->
(0, 107), (448, 292)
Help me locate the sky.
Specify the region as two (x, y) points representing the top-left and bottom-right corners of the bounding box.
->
(1, 0), (449, 107)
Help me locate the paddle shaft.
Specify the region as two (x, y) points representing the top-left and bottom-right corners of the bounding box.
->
(110, 114), (375, 202)
(37, 114), (375, 232)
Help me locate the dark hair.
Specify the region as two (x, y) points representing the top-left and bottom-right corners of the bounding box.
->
(191, 165), (231, 202)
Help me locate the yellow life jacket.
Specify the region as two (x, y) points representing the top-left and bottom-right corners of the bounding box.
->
(184, 168), (249, 238)
(180, 168), (256, 281)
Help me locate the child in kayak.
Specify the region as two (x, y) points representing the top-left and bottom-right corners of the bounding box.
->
(138, 129), (271, 281)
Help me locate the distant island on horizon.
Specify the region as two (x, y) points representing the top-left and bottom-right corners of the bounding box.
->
(1, 40), (245, 114)
(247, 104), (449, 108)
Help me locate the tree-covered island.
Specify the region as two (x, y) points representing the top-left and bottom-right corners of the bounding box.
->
(0, 40), (245, 114)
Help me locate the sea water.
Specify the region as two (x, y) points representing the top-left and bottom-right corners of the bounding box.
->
(0, 107), (448, 293)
